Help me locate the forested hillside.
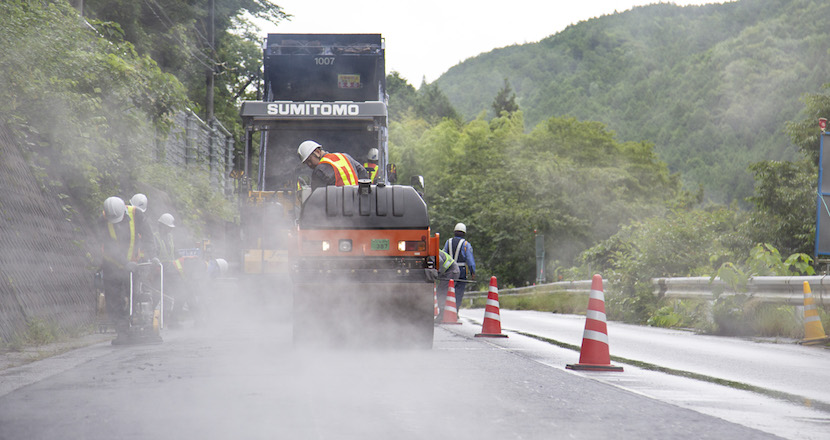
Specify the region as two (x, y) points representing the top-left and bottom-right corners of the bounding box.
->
(435, 0), (830, 204)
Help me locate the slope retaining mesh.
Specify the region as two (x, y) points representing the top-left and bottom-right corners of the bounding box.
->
(0, 124), (96, 343)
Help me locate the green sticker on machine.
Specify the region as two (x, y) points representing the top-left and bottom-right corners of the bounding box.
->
(371, 239), (389, 250)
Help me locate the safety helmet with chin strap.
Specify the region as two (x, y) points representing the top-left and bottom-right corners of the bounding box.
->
(130, 193), (147, 213)
(158, 213), (175, 228)
(298, 140), (322, 162)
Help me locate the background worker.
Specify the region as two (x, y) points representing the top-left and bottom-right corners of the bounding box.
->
(129, 193), (148, 213)
(169, 255), (212, 326)
(443, 222), (476, 310)
(297, 140), (368, 190)
(363, 148), (379, 183)
(432, 249), (460, 323)
(155, 213), (176, 262)
(154, 213), (179, 325)
(98, 196), (156, 343)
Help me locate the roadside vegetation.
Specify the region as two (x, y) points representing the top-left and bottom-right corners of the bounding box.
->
(0, 0), (277, 233)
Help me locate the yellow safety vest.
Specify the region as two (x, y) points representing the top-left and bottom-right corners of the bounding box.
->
(364, 162), (378, 183)
(107, 205), (137, 262)
(173, 258), (185, 277)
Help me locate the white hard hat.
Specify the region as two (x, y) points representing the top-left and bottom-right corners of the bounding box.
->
(454, 223), (466, 233)
(158, 213), (175, 228)
(215, 258), (228, 275)
(129, 193), (147, 212)
(298, 140), (321, 162)
(103, 197), (126, 224)
(367, 148), (378, 161)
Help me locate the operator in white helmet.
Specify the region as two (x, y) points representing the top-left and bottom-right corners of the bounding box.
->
(297, 140), (368, 191)
(363, 148), (380, 183)
(443, 222), (476, 311)
(154, 213), (181, 326)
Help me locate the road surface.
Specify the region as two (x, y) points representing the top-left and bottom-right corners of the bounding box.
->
(0, 299), (827, 439)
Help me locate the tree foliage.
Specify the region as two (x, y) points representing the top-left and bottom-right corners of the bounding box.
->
(491, 78), (518, 116)
(83, 0), (287, 143)
(389, 99), (683, 287)
(742, 159), (816, 257)
(435, 0), (830, 205)
(0, 0), (233, 235)
(0, 1), (187, 215)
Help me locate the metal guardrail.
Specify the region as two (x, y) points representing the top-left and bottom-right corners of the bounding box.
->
(466, 276), (830, 306)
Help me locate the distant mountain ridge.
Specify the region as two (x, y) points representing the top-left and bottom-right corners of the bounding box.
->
(435, 0), (830, 204)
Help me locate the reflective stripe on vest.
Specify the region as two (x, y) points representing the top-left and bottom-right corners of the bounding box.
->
(439, 250), (455, 274)
(453, 238), (466, 266)
(156, 233), (175, 262)
(320, 153), (358, 186)
(173, 258), (185, 276)
(364, 162), (378, 182)
(108, 205), (137, 262)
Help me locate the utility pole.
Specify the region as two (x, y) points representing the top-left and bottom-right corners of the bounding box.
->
(206, 0), (215, 123)
(71, 0), (83, 14)
(535, 230), (545, 285)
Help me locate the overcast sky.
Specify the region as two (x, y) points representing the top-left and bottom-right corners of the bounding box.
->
(255, 0), (723, 84)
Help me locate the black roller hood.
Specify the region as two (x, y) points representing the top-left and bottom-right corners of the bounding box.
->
(299, 185), (429, 230)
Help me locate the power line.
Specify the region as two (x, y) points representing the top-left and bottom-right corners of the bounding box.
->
(140, 0), (217, 70)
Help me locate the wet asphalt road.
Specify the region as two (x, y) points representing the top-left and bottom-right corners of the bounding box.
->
(0, 297), (819, 439)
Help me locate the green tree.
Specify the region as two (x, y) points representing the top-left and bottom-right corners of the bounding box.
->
(491, 77), (518, 116)
(415, 80), (461, 125)
(435, 0), (830, 204)
(389, 108), (682, 287)
(0, 1), (188, 213)
(741, 160), (816, 257)
(387, 71), (417, 122)
(0, 1), (234, 234)
(83, 0), (287, 126)
(786, 84), (830, 164)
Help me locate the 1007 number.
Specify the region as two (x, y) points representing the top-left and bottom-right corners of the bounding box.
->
(314, 57), (335, 65)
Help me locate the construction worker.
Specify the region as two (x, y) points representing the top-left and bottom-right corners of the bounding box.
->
(98, 196), (156, 343)
(129, 193), (148, 213)
(443, 222), (476, 311)
(168, 255), (209, 326)
(363, 148), (379, 183)
(297, 140), (368, 190)
(386, 163), (397, 184)
(433, 248), (460, 323)
(154, 213), (179, 325)
(129, 193), (151, 260)
(155, 213), (176, 262)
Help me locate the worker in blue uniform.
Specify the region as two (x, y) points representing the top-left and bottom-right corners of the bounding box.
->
(443, 222), (476, 311)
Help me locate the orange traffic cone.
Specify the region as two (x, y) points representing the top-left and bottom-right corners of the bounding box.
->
(799, 281), (830, 345)
(475, 276), (508, 338)
(441, 279), (462, 325)
(566, 274), (623, 371)
(434, 284), (439, 318)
